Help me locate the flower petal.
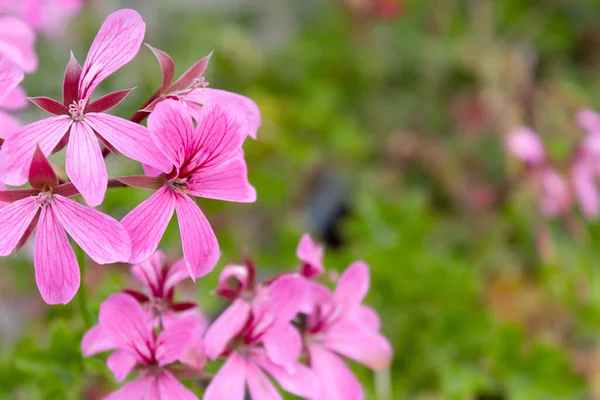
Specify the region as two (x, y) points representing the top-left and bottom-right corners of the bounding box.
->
(0, 16), (37, 73)
(99, 293), (153, 362)
(0, 116), (72, 186)
(256, 274), (307, 326)
(186, 88), (261, 139)
(156, 371), (199, 400)
(84, 113), (171, 173)
(246, 360), (283, 400)
(0, 109), (21, 140)
(204, 299), (251, 360)
(0, 58), (23, 103)
(51, 194), (131, 264)
(204, 353), (246, 400)
(505, 127), (546, 165)
(174, 194), (220, 280)
(78, 9), (145, 103)
(297, 233), (324, 278)
(66, 121), (107, 207)
(186, 157), (256, 202)
(334, 261), (370, 307)
(0, 197), (39, 256)
(81, 325), (116, 356)
(104, 376), (153, 400)
(122, 186), (176, 264)
(164, 257), (191, 294)
(255, 353), (320, 399)
(308, 345), (363, 400)
(147, 99), (195, 170)
(572, 160), (599, 218)
(107, 349), (138, 382)
(131, 250), (166, 295)
(261, 323), (302, 371)
(183, 102), (248, 174)
(146, 45), (174, 93)
(34, 205), (79, 304)
(155, 314), (204, 366)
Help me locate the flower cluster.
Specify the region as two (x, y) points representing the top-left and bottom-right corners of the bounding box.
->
(0, 9), (258, 304)
(506, 110), (600, 219)
(82, 234), (393, 399)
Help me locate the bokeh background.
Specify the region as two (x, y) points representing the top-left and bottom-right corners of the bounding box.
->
(5, 0), (600, 398)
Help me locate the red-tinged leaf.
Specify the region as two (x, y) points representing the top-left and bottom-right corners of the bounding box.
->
(170, 302), (197, 312)
(29, 145), (58, 190)
(28, 97), (69, 116)
(85, 88), (135, 113)
(146, 44), (175, 93)
(63, 51), (82, 106)
(0, 189), (40, 202)
(168, 52), (213, 93)
(117, 175), (165, 190)
(53, 182), (79, 197)
(140, 97), (164, 113)
(16, 209), (40, 253)
(121, 289), (150, 303)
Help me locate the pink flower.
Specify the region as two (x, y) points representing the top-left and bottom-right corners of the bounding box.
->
(571, 110), (600, 217)
(0, 146), (131, 304)
(203, 275), (318, 400)
(142, 45), (261, 139)
(124, 250), (208, 329)
(297, 232), (325, 278)
(304, 261), (393, 400)
(121, 99), (256, 279)
(0, 15), (37, 73)
(7, 0), (82, 36)
(82, 293), (205, 400)
(0, 9), (171, 207)
(505, 127), (546, 166)
(0, 58), (23, 104)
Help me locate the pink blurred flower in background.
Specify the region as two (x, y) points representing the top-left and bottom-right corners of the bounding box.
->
(6, 0), (82, 36)
(571, 109), (600, 218)
(0, 58), (22, 103)
(121, 99), (256, 279)
(0, 9), (170, 207)
(297, 232), (325, 279)
(203, 275), (318, 400)
(82, 293), (204, 400)
(506, 127), (572, 218)
(304, 261), (393, 400)
(0, 147), (130, 304)
(0, 15), (37, 73)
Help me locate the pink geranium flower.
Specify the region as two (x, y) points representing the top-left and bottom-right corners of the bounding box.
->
(6, 0), (82, 36)
(203, 275), (318, 400)
(121, 99), (256, 279)
(142, 45), (261, 139)
(297, 232), (325, 278)
(82, 293), (205, 400)
(0, 15), (37, 73)
(304, 261), (393, 400)
(124, 250), (208, 329)
(0, 146), (131, 304)
(0, 9), (171, 207)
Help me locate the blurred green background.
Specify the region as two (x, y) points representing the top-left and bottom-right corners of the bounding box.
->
(6, 0), (600, 398)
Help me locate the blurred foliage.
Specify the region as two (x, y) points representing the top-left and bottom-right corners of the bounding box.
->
(6, 0), (600, 398)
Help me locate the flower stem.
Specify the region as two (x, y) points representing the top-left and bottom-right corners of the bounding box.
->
(75, 244), (92, 329)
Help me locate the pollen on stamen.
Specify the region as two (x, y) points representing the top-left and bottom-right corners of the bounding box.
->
(167, 178), (189, 194)
(35, 192), (53, 208)
(68, 100), (86, 121)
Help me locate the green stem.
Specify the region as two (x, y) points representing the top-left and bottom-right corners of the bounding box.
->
(75, 244), (92, 329)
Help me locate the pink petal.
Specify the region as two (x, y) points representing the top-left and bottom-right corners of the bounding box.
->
(84, 113), (171, 173)
(131, 250), (166, 295)
(27, 96), (69, 115)
(85, 88), (134, 114)
(505, 127), (546, 165)
(0, 110), (21, 140)
(246, 360), (283, 400)
(0, 58), (23, 103)
(0, 16), (37, 73)
(78, 9), (145, 103)
(216, 264), (250, 296)
(164, 258), (191, 294)
(577, 108), (600, 133)
(0, 116), (72, 186)
(99, 293), (153, 362)
(104, 375), (154, 400)
(1, 85), (27, 110)
(296, 233), (324, 278)
(349, 305), (380, 331)
(334, 261), (370, 307)
(261, 323), (302, 371)
(255, 353), (320, 399)
(147, 99), (195, 170)
(308, 345), (364, 400)
(0, 196), (39, 255)
(571, 160), (599, 218)
(156, 371), (199, 400)
(122, 186), (176, 264)
(146, 44), (175, 92)
(81, 325), (116, 356)
(34, 205), (79, 304)
(186, 88), (261, 139)
(186, 157), (256, 202)
(106, 349), (138, 382)
(204, 299), (251, 360)
(256, 274), (307, 325)
(63, 51), (82, 106)
(183, 102), (248, 175)
(204, 353), (246, 400)
(174, 194), (220, 280)
(538, 168), (571, 218)
(155, 314), (204, 366)
(66, 121), (107, 207)
(51, 195), (131, 264)
(324, 320), (393, 370)
(168, 52), (212, 94)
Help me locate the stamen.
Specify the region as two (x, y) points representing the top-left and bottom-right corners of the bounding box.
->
(35, 192), (53, 208)
(68, 100), (86, 121)
(167, 178), (189, 194)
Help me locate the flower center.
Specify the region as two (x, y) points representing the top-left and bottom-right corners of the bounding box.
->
(36, 191), (53, 208)
(167, 178), (189, 194)
(68, 100), (86, 122)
